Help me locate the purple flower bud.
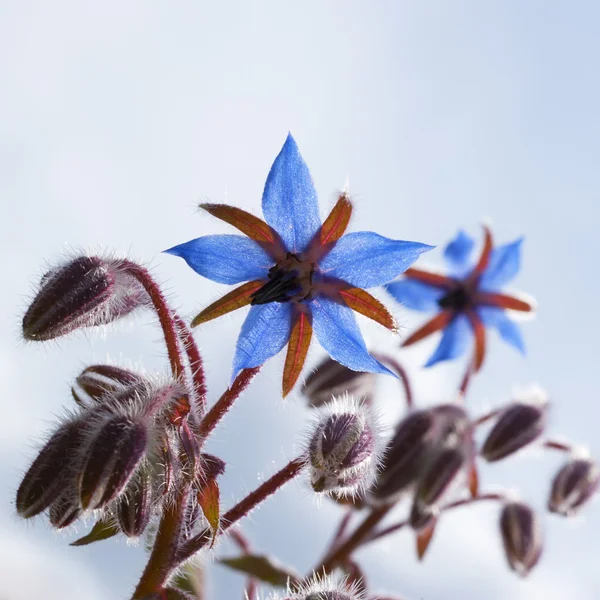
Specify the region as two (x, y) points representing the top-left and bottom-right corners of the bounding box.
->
(371, 404), (470, 505)
(303, 358), (376, 408)
(410, 447), (466, 529)
(548, 458), (600, 516)
(371, 410), (435, 502)
(500, 501), (543, 577)
(117, 469), (153, 537)
(23, 256), (146, 341)
(481, 402), (547, 462)
(48, 494), (82, 529)
(308, 398), (380, 496)
(200, 453), (226, 482)
(272, 573), (363, 599)
(429, 404), (470, 449)
(16, 418), (86, 518)
(78, 416), (148, 510)
(72, 364), (142, 409)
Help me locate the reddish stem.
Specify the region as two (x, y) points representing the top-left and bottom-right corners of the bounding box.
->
(197, 367), (261, 440)
(543, 439), (573, 453)
(473, 408), (503, 427)
(121, 260), (185, 378)
(313, 505), (392, 575)
(132, 483), (191, 598)
(174, 314), (207, 414)
(372, 353), (413, 408)
(365, 492), (505, 545)
(178, 457), (306, 563)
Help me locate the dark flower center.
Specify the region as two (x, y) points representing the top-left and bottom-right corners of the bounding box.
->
(438, 284), (471, 311)
(251, 253), (315, 305)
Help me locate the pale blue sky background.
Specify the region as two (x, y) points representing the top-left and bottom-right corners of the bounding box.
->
(1, 1), (599, 599)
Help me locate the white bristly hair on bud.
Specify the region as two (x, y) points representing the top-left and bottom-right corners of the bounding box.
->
(263, 572), (366, 599)
(304, 394), (384, 499)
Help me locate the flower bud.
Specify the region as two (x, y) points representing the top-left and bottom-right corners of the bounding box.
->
(371, 410), (435, 502)
(16, 418), (86, 518)
(429, 404), (470, 449)
(303, 358), (376, 408)
(72, 364), (142, 409)
(200, 453), (226, 483)
(410, 447), (466, 530)
(271, 574), (363, 599)
(499, 501), (543, 577)
(548, 458), (600, 516)
(371, 404), (470, 504)
(308, 398), (380, 496)
(481, 402), (547, 462)
(117, 469), (153, 537)
(78, 416), (148, 510)
(23, 256), (146, 341)
(48, 494), (82, 529)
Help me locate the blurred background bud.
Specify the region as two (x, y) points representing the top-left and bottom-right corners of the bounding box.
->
(16, 418), (87, 518)
(23, 255), (147, 341)
(72, 364), (142, 409)
(410, 446), (467, 530)
(308, 397), (381, 496)
(78, 416), (148, 510)
(370, 404), (470, 505)
(370, 410), (435, 503)
(500, 501), (543, 577)
(548, 457), (600, 516)
(481, 402), (547, 462)
(303, 358), (376, 408)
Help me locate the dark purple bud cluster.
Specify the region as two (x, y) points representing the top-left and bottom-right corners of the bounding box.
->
(16, 364), (223, 540)
(22, 255), (148, 341)
(371, 404), (472, 530)
(307, 397), (381, 496)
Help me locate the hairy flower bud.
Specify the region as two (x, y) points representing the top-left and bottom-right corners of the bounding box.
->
(548, 458), (600, 516)
(308, 398), (380, 496)
(303, 358), (376, 408)
(271, 573), (364, 599)
(499, 501), (543, 577)
(481, 402), (547, 462)
(72, 364), (142, 409)
(16, 418), (86, 518)
(117, 468), (153, 537)
(410, 447), (467, 530)
(23, 256), (147, 341)
(48, 494), (82, 529)
(78, 416), (148, 510)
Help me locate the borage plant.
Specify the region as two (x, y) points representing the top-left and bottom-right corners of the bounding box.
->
(17, 135), (598, 600)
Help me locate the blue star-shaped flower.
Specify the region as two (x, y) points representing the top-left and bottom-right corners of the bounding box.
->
(166, 134), (432, 395)
(386, 228), (535, 370)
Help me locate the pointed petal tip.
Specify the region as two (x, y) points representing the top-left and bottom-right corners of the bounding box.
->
(163, 244), (182, 257)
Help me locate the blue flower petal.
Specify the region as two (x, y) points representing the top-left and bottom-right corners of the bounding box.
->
(231, 302), (293, 380)
(165, 235), (272, 284)
(479, 238), (523, 291)
(312, 297), (394, 376)
(261, 134), (321, 253)
(444, 230), (475, 275)
(478, 307), (526, 354)
(320, 232), (433, 289)
(424, 314), (472, 367)
(386, 280), (445, 312)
